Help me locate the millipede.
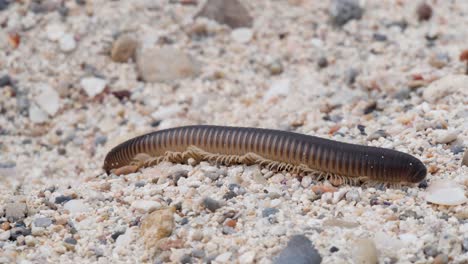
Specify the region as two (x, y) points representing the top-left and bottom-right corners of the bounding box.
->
(103, 125), (427, 185)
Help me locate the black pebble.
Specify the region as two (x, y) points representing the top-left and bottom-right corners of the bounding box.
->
(55, 195), (72, 204)
(330, 246), (339, 253)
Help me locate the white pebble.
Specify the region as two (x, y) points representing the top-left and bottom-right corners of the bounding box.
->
(63, 200), (90, 214)
(46, 23), (66, 41)
(425, 180), (467, 206)
(264, 79), (291, 101)
(29, 103), (49, 123)
(215, 252), (232, 262)
(131, 200), (162, 213)
(59, 34), (76, 53)
(239, 251), (256, 263)
(35, 83), (60, 116)
(231, 28), (253, 43)
(80, 77), (107, 97)
(434, 129), (458, 144)
(301, 176), (312, 188)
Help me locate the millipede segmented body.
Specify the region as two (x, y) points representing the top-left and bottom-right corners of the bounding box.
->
(103, 125), (427, 184)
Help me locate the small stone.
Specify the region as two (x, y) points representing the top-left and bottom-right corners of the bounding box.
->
(131, 200), (162, 213)
(46, 23), (66, 41)
(223, 191), (237, 200)
(215, 252), (232, 262)
(29, 103), (49, 123)
(0, 230), (10, 241)
(425, 180), (467, 206)
(423, 245), (438, 257)
(94, 135), (107, 146)
(64, 237), (77, 245)
(363, 101), (377, 115)
(135, 181), (146, 188)
(231, 28), (253, 43)
(345, 68), (359, 85)
(111, 35), (138, 63)
(35, 83), (60, 116)
(264, 79), (290, 101)
(63, 200), (90, 214)
(301, 176), (312, 188)
(399, 210), (418, 220)
(416, 2), (432, 21)
(353, 238), (378, 264)
(462, 238), (468, 252)
(80, 77), (107, 97)
(59, 34), (76, 53)
(195, 0), (253, 28)
(111, 230), (125, 241)
(345, 189), (361, 203)
(0, 75), (12, 87)
(450, 144), (464, 155)
(433, 254), (449, 264)
(262, 208), (279, 218)
(141, 207), (175, 251)
(239, 251), (256, 263)
(180, 254), (192, 264)
(367, 130), (388, 141)
(463, 150), (468, 167)
(372, 33), (387, 42)
(429, 53), (449, 68)
(9, 227), (31, 240)
(274, 235), (322, 264)
(330, 246), (339, 253)
(136, 47), (200, 83)
(204, 171), (220, 181)
(268, 60), (283, 75)
(317, 57), (328, 68)
(423, 75), (468, 103)
(34, 217), (52, 228)
(5, 202), (27, 222)
(202, 197), (222, 212)
(329, 0), (363, 26)
(0, 0), (10, 11)
(55, 195), (72, 204)
(434, 129), (458, 144)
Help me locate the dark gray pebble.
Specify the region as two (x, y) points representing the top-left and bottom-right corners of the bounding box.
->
(262, 208), (279, 218)
(373, 33), (387, 42)
(5, 202), (27, 222)
(34, 217), (52, 228)
(223, 191), (238, 200)
(135, 181), (146, 188)
(329, 0), (363, 26)
(180, 254), (192, 264)
(111, 230), (125, 241)
(330, 246), (339, 253)
(274, 235), (322, 264)
(462, 238), (468, 252)
(55, 195), (72, 204)
(0, 75), (11, 87)
(202, 197), (222, 212)
(9, 227), (31, 241)
(94, 135), (107, 146)
(64, 237), (77, 245)
(317, 57), (328, 68)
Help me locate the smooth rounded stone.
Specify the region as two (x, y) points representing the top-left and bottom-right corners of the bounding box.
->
(353, 238), (378, 264)
(463, 150), (468, 167)
(195, 0), (253, 29)
(317, 57), (328, 68)
(0, 230), (10, 241)
(215, 252), (232, 262)
(80, 77), (107, 97)
(136, 47), (200, 83)
(423, 75), (468, 103)
(345, 189), (360, 202)
(433, 254), (449, 264)
(131, 200), (162, 213)
(301, 176), (312, 188)
(423, 245), (439, 257)
(263, 79), (290, 102)
(425, 180), (467, 206)
(332, 189), (347, 204)
(416, 2), (433, 21)
(231, 28), (253, 43)
(55, 195), (72, 204)
(63, 200), (90, 214)
(0, 75), (12, 87)
(267, 60), (283, 75)
(202, 197), (222, 212)
(274, 235), (322, 264)
(239, 251), (256, 263)
(111, 35), (138, 63)
(64, 237), (77, 245)
(33, 217), (52, 228)
(5, 202), (27, 222)
(151, 104), (184, 120)
(59, 34), (76, 53)
(29, 103), (49, 123)
(35, 83), (60, 116)
(94, 135), (107, 146)
(429, 53), (449, 68)
(46, 23), (66, 41)
(434, 129), (458, 144)
(329, 0), (363, 26)
(262, 207), (279, 218)
(141, 207), (175, 250)
(463, 238), (468, 252)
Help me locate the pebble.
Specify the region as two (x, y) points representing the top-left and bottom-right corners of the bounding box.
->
(264, 79), (290, 101)
(202, 197), (222, 212)
(267, 60), (283, 75)
(0, 230), (10, 241)
(215, 252), (232, 262)
(345, 68), (358, 85)
(329, 0), (363, 26)
(195, 0), (253, 28)
(262, 208), (279, 218)
(5, 202), (27, 222)
(345, 189), (360, 202)
(429, 52), (449, 68)
(131, 200), (162, 213)
(433, 254), (449, 264)
(425, 180), (467, 205)
(59, 34), (76, 53)
(80, 77), (107, 97)
(136, 47), (200, 83)
(423, 75), (468, 103)
(46, 23), (66, 41)
(0, 0), (10, 11)
(111, 35), (138, 63)
(141, 207), (175, 250)
(372, 33), (387, 42)
(367, 129), (388, 141)
(317, 57), (328, 68)
(231, 28), (253, 43)
(434, 129), (458, 144)
(63, 200), (90, 214)
(64, 237), (77, 245)
(463, 150), (468, 167)
(301, 176), (312, 188)
(0, 75), (11, 87)
(416, 2), (433, 21)
(353, 238), (378, 264)
(274, 235), (322, 264)
(423, 245), (438, 258)
(239, 251), (256, 263)
(33, 217), (52, 228)
(463, 238), (468, 252)
(35, 83), (60, 116)
(55, 195), (72, 204)
(29, 103), (49, 123)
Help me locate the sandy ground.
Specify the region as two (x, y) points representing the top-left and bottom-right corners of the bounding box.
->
(1, 0), (467, 263)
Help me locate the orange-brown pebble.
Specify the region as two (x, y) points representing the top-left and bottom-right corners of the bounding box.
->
(225, 219), (237, 228)
(428, 165), (439, 174)
(113, 165), (139, 176)
(1, 222), (11, 231)
(311, 184), (337, 194)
